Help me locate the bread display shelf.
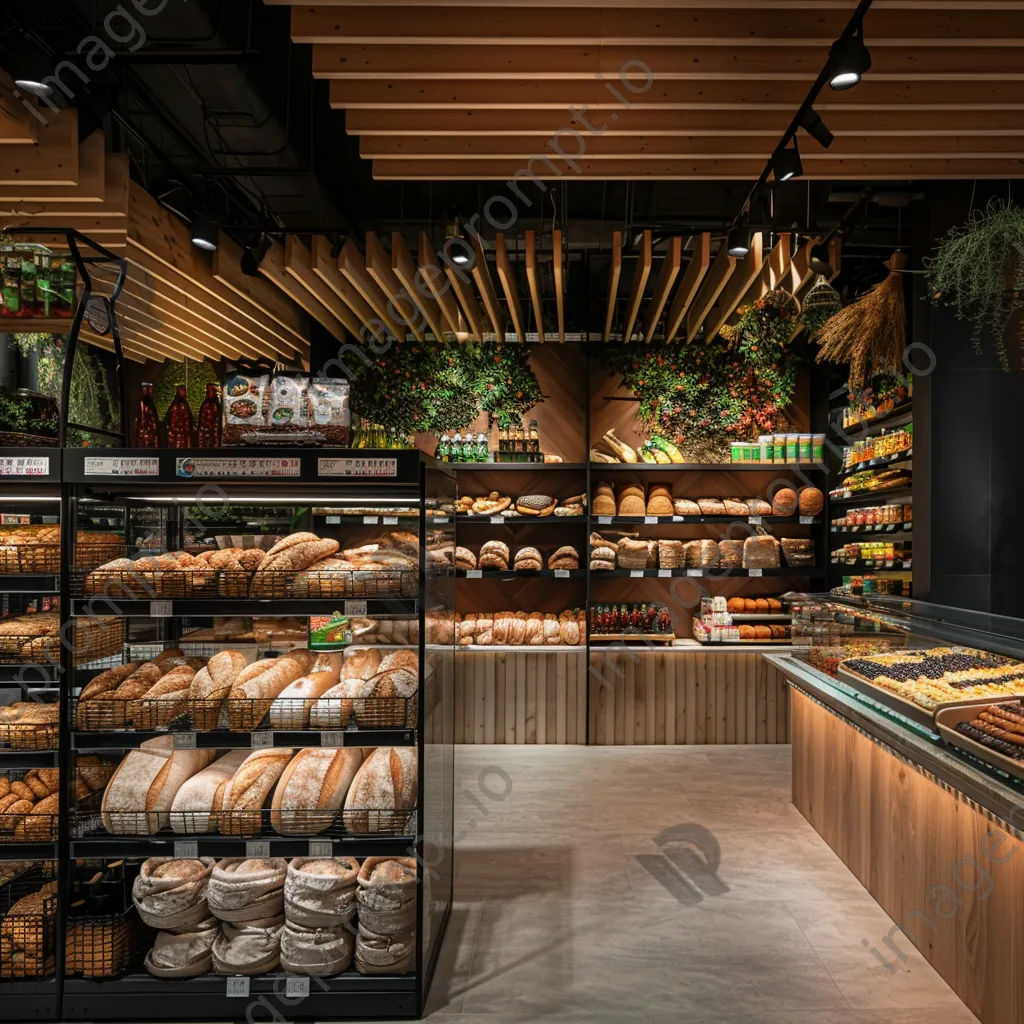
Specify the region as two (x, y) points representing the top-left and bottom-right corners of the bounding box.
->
(71, 727), (416, 750)
(0, 618), (124, 667)
(839, 450), (913, 478)
(70, 598), (418, 617)
(69, 835), (415, 860)
(591, 567), (826, 578)
(0, 869), (57, 981)
(830, 404), (913, 435)
(830, 525), (913, 537)
(0, 709), (58, 752)
(831, 559), (912, 572)
(456, 515), (587, 526)
(455, 569), (587, 579)
(0, 545), (61, 575)
(829, 486), (913, 506)
(594, 514), (820, 525)
(64, 906), (135, 981)
(593, 463), (828, 473)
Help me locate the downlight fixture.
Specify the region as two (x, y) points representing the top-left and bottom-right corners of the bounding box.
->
(827, 23), (872, 91)
(445, 212), (471, 265)
(772, 141), (802, 182)
(9, 48), (54, 98)
(726, 224), (751, 259)
(800, 108), (834, 149)
(190, 216), (218, 252)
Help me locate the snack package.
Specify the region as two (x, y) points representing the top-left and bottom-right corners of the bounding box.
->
(308, 379), (351, 446)
(268, 372), (310, 429)
(222, 371), (269, 445)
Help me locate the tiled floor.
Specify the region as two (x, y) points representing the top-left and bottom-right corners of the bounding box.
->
(424, 745), (979, 1024)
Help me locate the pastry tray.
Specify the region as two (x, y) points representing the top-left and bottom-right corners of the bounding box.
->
(935, 700), (1024, 782)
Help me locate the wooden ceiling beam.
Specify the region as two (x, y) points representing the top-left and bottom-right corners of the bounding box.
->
(391, 231), (450, 342)
(283, 234), (355, 346)
(704, 233), (766, 342)
(642, 236), (682, 342)
(686, 244), (736, 343)
(621, 230), (653, 343)
(417, 231), (464, 338)
(524, 229), (545, 342)
(665, 233), (711, 343)
(339, 237), (410, 341)
(365, 231), (425, 341)
(0, 131), (109, 203)
(495, 233), (525, 342)
(309, 234), (390, 343)
(469, 233), (503, 340)
(293, 5), (1024, 45)
(744, 235), (793, 307)
(602, 231), (622, 343)
(0, 109), (78, 186)
(552, 229), (565, 343)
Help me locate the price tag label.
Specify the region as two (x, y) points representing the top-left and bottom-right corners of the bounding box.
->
(629, 569), (645, 578)
(748, 516), (762, 525)
(173, 732), (196, 749)
(554, 569), (570, 578)
(799, 516), (814, 525)
(903, 560), (912, 569)
(748, 568), (763, 577)
(687, 569), (702, 577)
(325, 516), (341, 525)
(383, 516), (399, 525)
(321, 731), (346, 747)
(644, 516), (658, 524)
(886, 524), (896, 532)
(245, 841), (271, 858)
(251, 731), (274, 749)
(490, 516), (504, 525)
(672, 515), (684, 523)
(174, 840), (198, 859)
(285, 977), (310, 999)
(0, 456), (49, 477)
(150, 601), (173, 618)
(344, 600), (367, 616)
(466, 569), (482, 578)
(226, 977), (250, 998)
(434, 517), (449, 524)
(658, 569), (672, 578)
(308, 840), (333, 858)
(363, 516), (379, 525)
(597, 516), (612, 525)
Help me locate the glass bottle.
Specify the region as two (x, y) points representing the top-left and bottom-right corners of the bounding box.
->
(476, 432), (489, 463)
(197, 382), (221, 448)
(133, 382), (161, 448)
(452, 431), (463, 463)
(19, 249), (38, 316)
(36, 253), (53, 317)
(437, 433), (450, 462)
(2, 252), (22, 317)
(57, 256), (76, 317)
(528, 419), (541, 459)
(164, 384), (195, 449)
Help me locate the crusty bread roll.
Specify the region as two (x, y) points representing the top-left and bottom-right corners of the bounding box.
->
(268, 671), (341, 730)
(343, 747), (417, 834)
(220, 748), (295, 835)
(169, 750), (249, 834)
(101, 737), (216, 834)
(271, 748), (363, 835)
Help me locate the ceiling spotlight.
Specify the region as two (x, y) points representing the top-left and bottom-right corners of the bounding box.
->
(190, 216), (219, 252)
(800, 108), (834, 149)
(827, 22), (872, 91)
(451, 250), (471, 266)
(240, 233), (271, 275)
(14, 77), (52, 99)
(726, 224), (751, 259)
(809, 242), (833, 276)
(8, 47), (55, 99)
(772, 141), (802, 182)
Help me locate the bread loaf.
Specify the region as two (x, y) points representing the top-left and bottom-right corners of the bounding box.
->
(344, 747), (417, 834)
(271, 748), (363, 835)
(226, 657), (308, 731)
(169, 750), (249, 834)
(220, 748), (295, 835)
(187, 650), (247, 730)
(268, 671), (340, 729)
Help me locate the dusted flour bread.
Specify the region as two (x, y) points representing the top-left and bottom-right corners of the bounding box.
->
(132, 858), (216, 930)
(144, 916), (219, 978)
(270, 748), (363, 835)
(478, 540), (510, 571)
(673, 498), (701, 516)
(219, 748), (295, 835)
(101, 738), (216, 834)
(344, 747), (417, 834)
(208, 858), (287, 923)
(355, 926), (415, 976)
(225, 655), (309, 731)
(269, 670), (341, 729)
(212, 917), (284, 975)
(742, 535), (781, 569)
(0, 702), (58, 749)
(284, 858), (360, 927)
(169, 750), (249, 835)
(697, 498), (726, 516)
(547, 545), (579, 570)
(454, 546), (476, 570)
(130, 664), (198, 730)
(747, 498), (772, 517)
(697, 539), (720, 568)
(657, 539), (686, 569)
(281, 919), (353, 976)
(723, 499), (749, 516)
(356, 858), (418, 935)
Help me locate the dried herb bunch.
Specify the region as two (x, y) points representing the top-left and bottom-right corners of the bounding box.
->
(815, 252), (907, 392)
(924, 198), (1024, 371)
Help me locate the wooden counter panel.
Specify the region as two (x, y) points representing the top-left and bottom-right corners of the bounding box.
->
(792, 689), (1024, 1024)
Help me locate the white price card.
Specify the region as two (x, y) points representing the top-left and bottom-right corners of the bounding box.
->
(173, 732), (196, 749)
(629, 569), (645, 578)
(886, 524), (897, 532)
(363, 516), (379, 525)
(799, 516), (814, 524)
(174, 840), (198, 859)
(150, 601), (173, 618)
(903, 560), (912, 569)
(285, 977), (310, 999)
(748, 516), (762, 525)
(0, 456), (49, 476)
(175, 457), (299, 479)
(434, 517), (449, 524)
(597, 516), (612, 525)
(383, 516), (399, 525)
(644, 516), (658, 524)
(318, 457), (398, 478)
(226, 977), (250, 998)
(308, 840), (333, 858)
(672, 516), (685, 523)
(687, 569), (702, 577)
(245, 841), (271, 858)
(321, 732), (346, 747)
(490, 516), (504, 525)
(748, 568), (763, 577)
(554, 569), (570, 578)
(344, 600), (367, 616)
(325, 516), (341, 525)
(658, 569), (672, 578)
(251, 731), (274, 748)
(84, 456), (159, 477)
(466, 569), (482, 578)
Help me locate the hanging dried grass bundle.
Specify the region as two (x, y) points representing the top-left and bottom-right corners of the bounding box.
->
(815, 252), (907, 391)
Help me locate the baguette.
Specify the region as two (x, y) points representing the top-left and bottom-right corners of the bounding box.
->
(169, 750), (249, 834)
(220, 748), (295, 835)
(268, 671), (340, 730)
(343, 747), (417, 834)
(271, 748), (363, 835)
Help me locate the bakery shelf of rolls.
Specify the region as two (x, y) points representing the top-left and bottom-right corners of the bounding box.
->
(0, 863), (58, 983)
(455, 541), (582, 576)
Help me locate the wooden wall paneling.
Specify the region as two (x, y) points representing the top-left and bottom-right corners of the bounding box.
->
(664, 232), (710, 343)
(365, 230), (425, 341)
(685, 242), (736, 343)
(309, 234), (390, 342)
(0, 71), (38, 144)
(0, 108), (77, 186)
(469, 233), (503, 340)
(642, 235), (681, 342)
(552, 229), (565, 342)
(524, 229), (545, 341)
(392, 232), (449, 342)
(418, 231), (464, 339)
(495, 233), (525, 341)
(445, 256), (484, 341)
(116, 302), (232, 363)
(602, 230), (622, 342)
(620, 229), (653, 343)
(702, 231), (765, 342)
(0, 129), (107, 203)
(338, 237), (409, 340)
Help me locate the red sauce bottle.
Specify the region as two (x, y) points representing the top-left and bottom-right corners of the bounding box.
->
(133, 382), (161, 448)
(197, 382), (222, 448)
(164, 384), (195, 449)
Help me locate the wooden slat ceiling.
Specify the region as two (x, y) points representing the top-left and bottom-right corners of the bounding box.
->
(272, 0), (1024, 179)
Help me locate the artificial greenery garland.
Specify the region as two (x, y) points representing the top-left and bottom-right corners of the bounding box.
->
(924, 198), (1024, 371)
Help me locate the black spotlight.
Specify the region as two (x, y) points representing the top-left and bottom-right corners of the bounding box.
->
(190, 216), (218, 253)
(809, 242), (833, 276)
(240, 234), (271, 275)
(772, 141), (802, 182)
(726, 224), (751, 259)
(800, 108), (834, 149)
(827, 22), (872, 91)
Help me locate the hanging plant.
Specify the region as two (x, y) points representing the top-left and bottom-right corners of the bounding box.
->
(460, 343), (544, 428)
(800, 275), (843, 338)
(815, 252), (907, 392)
(924, 198), (1024, 371)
